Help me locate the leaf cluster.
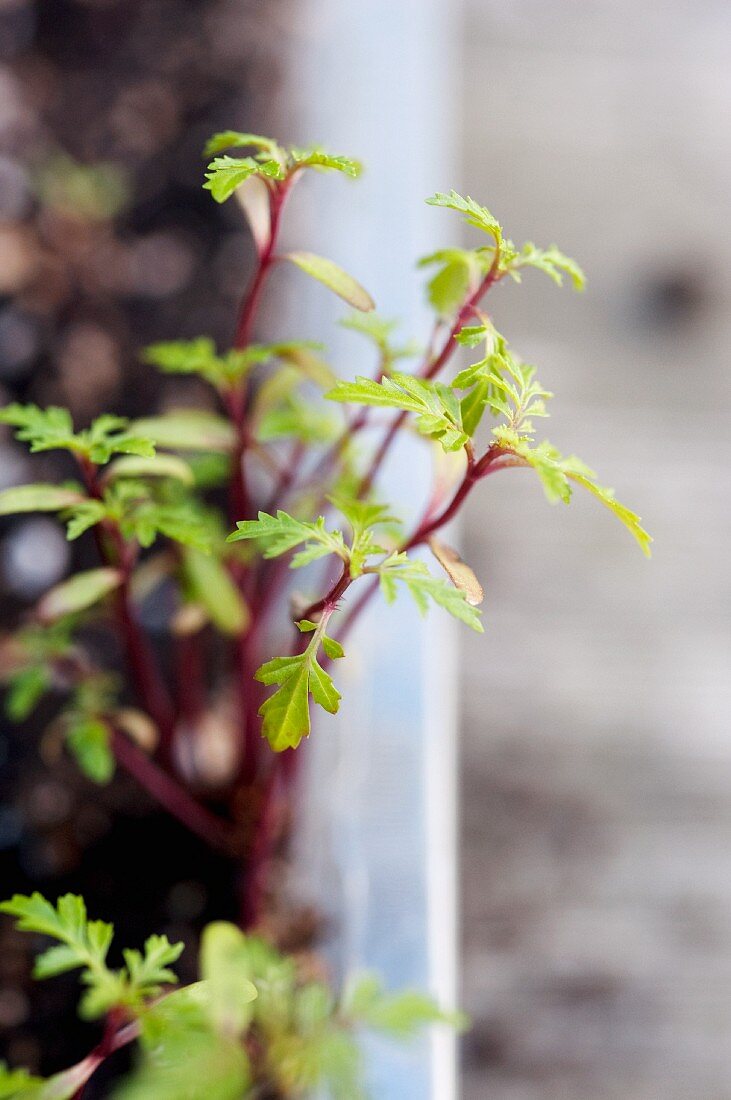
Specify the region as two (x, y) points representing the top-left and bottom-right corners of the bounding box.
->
(0, 894), (459, 1100)
(202, 132), (360, 204)
(0, 405), (154, 464)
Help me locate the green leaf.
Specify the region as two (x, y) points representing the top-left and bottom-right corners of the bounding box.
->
(290, 146), (361, 177)
(104, 454), (194, 486)
(329, 494), (400, 577)
(566, 469), (652, 557)
(123, 934), (184, 1000)
(0, 893), (114, 988)
(0, 405), (155, 464)
(199, 922), (257, 1038)
(203, 131), (285, 162)
(66, 716), (114, 784)
(493, 430), (652, 555)
(4, 666), (49, 721)
(0, 1063), (45, 1099)
(285, 252), (375, 312)
(377, 554), (483, 632)
(452, 329), (552, 437)
(426, 190), (502, 242)
(0, 484), (85, 516)
(0, 404), (76, 453)
(37, 567), (123, 622)
(455, 323), (490, 348)
(502, 241), (585, 290)
(203, 155), (283, 203)
(62, 499), (108, 541)
(132, 410), (235, 453)
(339, 311), (417, 364)
(227, 510), (347, 567)
(343, 973), (467, 1038)
(255, 621), (343, 751)
(182, 549), (249, 635)
(327, 372), (468, 452)
(256, 396), (340, 445)
(141, 337), (221, 383)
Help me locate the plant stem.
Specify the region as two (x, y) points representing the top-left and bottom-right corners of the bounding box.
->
(239, 763), (282, 928)
(78, 457), (176, 754)
(357, 263), (502, 497)
(111, 727), (236, 854)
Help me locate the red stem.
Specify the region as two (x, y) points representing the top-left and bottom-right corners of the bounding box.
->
(357, 264), (502, 497)
(111, 728), (235, 854)
(78, 458), (176, 754)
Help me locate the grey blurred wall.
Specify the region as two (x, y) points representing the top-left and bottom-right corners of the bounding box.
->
(458, 3), (731, 1098)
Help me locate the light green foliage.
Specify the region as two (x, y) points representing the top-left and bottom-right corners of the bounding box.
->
(202, 134), (359, 206)
(493, 428), (652, 555)
(417, 247), (493, 316)
(285, 252), (375, 312)
(452, 327), (552, 437)
(256, 392), (341, 445)
(100, 480), (215, 553)
(227, 510), (348, 567)
(203, 155), (284, 203)
(0, 893), (182, 1021)
(132, 410), (236, 453)
(36, 154), (128, 223)
(0, 891), (466, 1099)
(103, 453), (195, 486)
(327, 372), (469, 452)
(203, 132), (286, 162)
(0, 405), (154, 464)
(66, 716), (114, 784)
(330, 494), (400, 578)
(0, 621), (75, 722)
(426, 190), (502, 243)
(290, 146), (361, 177)
(181, 548), (250, 636)
(255, 618), (343, 751)
(340, 311), (419, 368)
(0, 484), (85, 517)
(142, 337), (323, 391)
(377, 553), (484, 632)
(501, 241), (585, 290)
(343, 972), (467, 1038)
(37, 567), (123, 622)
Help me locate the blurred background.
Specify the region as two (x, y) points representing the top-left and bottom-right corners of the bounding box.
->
(1, 0), (730, 1097)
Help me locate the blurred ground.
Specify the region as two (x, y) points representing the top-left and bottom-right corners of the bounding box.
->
(459, 3), (731, 1097)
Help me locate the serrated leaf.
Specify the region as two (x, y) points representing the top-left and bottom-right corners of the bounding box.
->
(37, 568), (123, 622)
(426, 190), (502, 242)
(255, 621), (343, 751)
(503, 241), (585, 290)
(63, 499), (108, 541)
(132, 410), (235, 453)
(0, 484), (85, 516)
(377, 554), (483, 632)
(0, 404), (155, 464)
(203, 131), (285, 162)
(286, 252), (375, 312)
(123, 934), (183, 999)
(327, 373), (469, 452)
(227, 510), (347, 566)
(494, 431), (652, 555)
(203, 155), (283, 203)
(290, 146), (361, 177)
